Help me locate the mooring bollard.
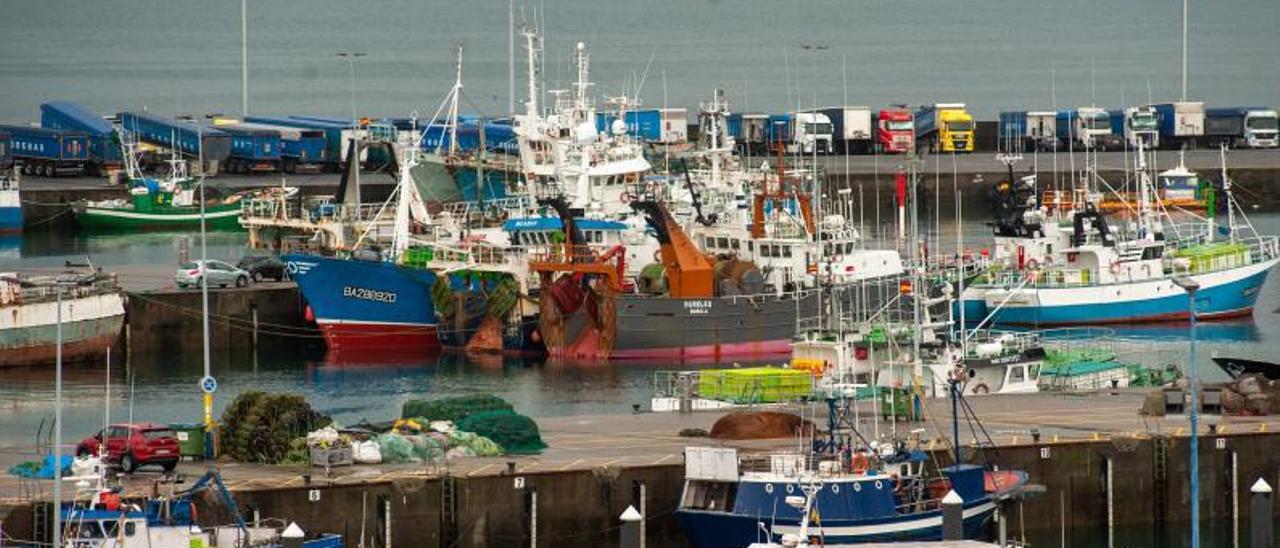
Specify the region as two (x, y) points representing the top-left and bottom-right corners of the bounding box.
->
(619, 505), (642, 548)
(942, 489), (964, 540)
(1251, 478), (1274, 548)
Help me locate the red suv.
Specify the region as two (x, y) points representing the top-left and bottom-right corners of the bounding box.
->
(76, 423), (180, 473)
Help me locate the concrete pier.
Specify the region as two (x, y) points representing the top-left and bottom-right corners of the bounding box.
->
(124, 284), (318, 355)
(4, 390), (1280, 546)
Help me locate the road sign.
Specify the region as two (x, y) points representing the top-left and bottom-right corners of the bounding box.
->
(200, 375), (218, 394)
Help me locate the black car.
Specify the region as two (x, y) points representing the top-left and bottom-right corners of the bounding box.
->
(237, 254), (288, 282)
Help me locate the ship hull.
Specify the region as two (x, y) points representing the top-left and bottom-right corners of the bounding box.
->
(549, 290), (820, 361)
(284, 254), (441, 356)
(75, 204), (244, 231)
(0, 188), (20, 232)
(1, 293), (125, 368)
(675, 499), (995, 547)
(979, 259), (1275, 326)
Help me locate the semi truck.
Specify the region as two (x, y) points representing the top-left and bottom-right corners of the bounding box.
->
(1152, 102), (1206, 149)
(875, 108), (914, 154)
(39, 101), (123, 174)
(760, 112), (833, 155)
(289, 116), (396, 168)
(118, 112), (231, 174)
(1109, 107), (1160, 149)
(727, 113), (769, 155)
(595, 108), (688, 144)
(0, 124), (90, 177)
(219, 121), (330, 173)
(914, 103), (974, 154)
(995, 111), (1061, 153)
(1055, 107), (1121, 150)
(1204, 107), (1278, 149)
(814, 107), (873, 154)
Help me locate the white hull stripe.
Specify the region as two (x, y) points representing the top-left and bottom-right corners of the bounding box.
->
(316, 318), (435, 328)
(771, 501), (995, 537)
(83, 208), (241, 221)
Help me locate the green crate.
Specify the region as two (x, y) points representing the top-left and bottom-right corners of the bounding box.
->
(169, 423), (206, 460)
(879, 389), (913, 420)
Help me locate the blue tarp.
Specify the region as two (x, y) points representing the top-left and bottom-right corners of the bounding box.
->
(8, 455), (74, 479)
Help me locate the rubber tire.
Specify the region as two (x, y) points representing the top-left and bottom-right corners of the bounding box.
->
(252, 271), (263, 283)
(236, 276), (248, 288)
(161, 460), (177, 472)
(120, 453), (137, 473)
(77, 448), (91, 458)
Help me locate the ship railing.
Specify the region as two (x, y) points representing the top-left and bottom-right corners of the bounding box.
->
(982, 267), (1097, 289)
(965, 329), (1042, 356)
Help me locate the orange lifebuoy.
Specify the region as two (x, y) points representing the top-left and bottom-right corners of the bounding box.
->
(852, 452), (870, 474)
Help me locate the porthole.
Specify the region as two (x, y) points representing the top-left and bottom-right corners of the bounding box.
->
(831, 484), (840, 494)
(853, 482), (862, 492)
(765, 484), (774, 494)
(874, 480), (884, 490)
(786, 484), (794, 494)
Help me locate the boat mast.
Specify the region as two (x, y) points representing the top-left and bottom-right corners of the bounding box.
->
(522, 26), (541, 117)
(448, 44), (463, 157)
(1220, 144), (1235, 244)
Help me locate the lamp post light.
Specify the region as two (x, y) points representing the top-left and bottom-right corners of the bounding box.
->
(1172, 274), (1200, 548)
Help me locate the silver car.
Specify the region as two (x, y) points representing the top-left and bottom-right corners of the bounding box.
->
(176, 260), (250, 289)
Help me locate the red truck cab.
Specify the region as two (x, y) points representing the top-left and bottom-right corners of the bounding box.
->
(877, 109), (915, 154)
(76, 423), (180, 473)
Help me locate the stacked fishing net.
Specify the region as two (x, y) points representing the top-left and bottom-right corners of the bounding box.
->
(455, 411), (546, 455)
(401, 394), (513, 423)
(220, 391), (331, 464)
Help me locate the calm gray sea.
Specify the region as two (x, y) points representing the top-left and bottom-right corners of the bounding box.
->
(2, 0), (1279, 123)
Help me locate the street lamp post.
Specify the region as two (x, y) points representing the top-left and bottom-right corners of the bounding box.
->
(177, 115), (215, 430)
(241, 0), (249, 117)
(53, 283), (63, 548)
(1173, 275), (1200, 548)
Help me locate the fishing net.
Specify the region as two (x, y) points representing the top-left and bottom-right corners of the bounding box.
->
(400, 394), (513, 422)
(455, 410), (546, 455)
(220, 391), (330, 464)
(376, 433), (419, 464)
(446, 431), (505, 457)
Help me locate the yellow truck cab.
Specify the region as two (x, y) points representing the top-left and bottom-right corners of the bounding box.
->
(915, 103), (975, 153)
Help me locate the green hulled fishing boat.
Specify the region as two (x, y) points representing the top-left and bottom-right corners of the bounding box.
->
(73, 143), (246, 231)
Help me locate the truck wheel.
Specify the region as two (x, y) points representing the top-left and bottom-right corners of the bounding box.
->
(252, 271), (263, 283)
(236, 276), (248, 288)
(162, 460), (177, 472)
(120, 453), (137, 473)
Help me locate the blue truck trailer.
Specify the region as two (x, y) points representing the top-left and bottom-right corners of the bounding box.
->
(0, 124), (91, 177)
(594, 108), (688, 144)
(1152, 102), (1206, 149)
(1204, 107), (1279, 149)
(727, 113), (769, 155)
(220, 121), (326, 172)
(418, 119), (519, 155)
(39, 101), (123, 174)
(246, 116), (350, 169)
(118, 112), (232, 173)
(288, 116), (395, 167)
(215, 124), (282, 173)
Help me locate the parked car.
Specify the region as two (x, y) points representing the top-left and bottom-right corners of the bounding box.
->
(176, 259), (249, 289)
(237, 254), (288, 282)
(76, 423), (180, 473)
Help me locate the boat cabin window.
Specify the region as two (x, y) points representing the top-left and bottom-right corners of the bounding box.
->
(1009, 365), (1026, 384)
(731, 239), (740, 250)
(782, 245), (792, 258)
(1142, 247), (1163, 260)
(717, 237), (729, 249)
(69, 521), (105, 539)
(704, 236), (714, 249)
(124, 522), (137, 537)
(681, 480), (738, 511)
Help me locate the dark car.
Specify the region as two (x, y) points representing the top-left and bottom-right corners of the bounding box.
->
(237, 254), (288, 282)
(76, 423), (180, 473)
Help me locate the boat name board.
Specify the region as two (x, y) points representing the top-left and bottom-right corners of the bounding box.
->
(342, 285), (398, 304)
(684, 300), (713, 315)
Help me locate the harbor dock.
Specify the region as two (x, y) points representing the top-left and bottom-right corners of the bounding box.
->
(3, 391), (1279, 546)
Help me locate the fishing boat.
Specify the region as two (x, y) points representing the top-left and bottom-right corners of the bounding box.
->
(676, 392), (1030, 546)
(73, 140), (244, 231)
(1210, 356), (1280, 380)
(962, 146), (1278, 326)
(1, 267), (124, 368)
